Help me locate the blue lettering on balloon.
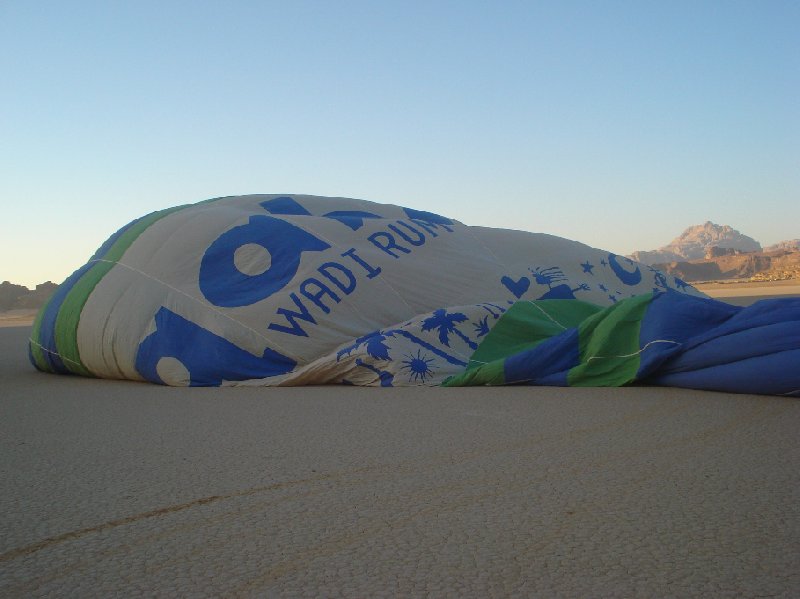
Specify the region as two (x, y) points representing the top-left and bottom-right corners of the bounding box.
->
(341, 248), (382, 278)
(318, 261), (357, 294)
(199, 215), (331, 307)
(299, 277), (340, 314)
(388, 220), (425, 246)
(136, 307), (296, 386)
(409, 219), (448, 237)
(368, 231), (411, 258)
(197, 197), (462, 342)
(267, 292), (318, 337)
(267, 263), (354, 337)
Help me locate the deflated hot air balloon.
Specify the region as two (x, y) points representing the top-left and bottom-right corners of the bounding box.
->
(29, 195), (800, 395)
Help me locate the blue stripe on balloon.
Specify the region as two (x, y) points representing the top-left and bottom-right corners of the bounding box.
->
(34, 215), (148, 373)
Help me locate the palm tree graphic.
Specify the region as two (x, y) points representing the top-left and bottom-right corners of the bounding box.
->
(473, 316), (490, 338)
(478, 303), (505, 318)
(337, 327), (467, 367)
(421, 309), (478, 350)
(337, 331), (391, 361)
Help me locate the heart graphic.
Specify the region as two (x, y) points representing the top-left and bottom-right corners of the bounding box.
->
(501, 275), (530, 299)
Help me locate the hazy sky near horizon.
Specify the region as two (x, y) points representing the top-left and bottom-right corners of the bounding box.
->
(2, 0), (798, 288)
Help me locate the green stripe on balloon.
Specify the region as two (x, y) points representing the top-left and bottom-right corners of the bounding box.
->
(567, 293), (653, 387)
(52, 204), (190, 376)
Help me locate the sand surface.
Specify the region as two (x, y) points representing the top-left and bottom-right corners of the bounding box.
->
(2, 326), (799, 597)
(695, 281), (800, 306)
(0, 309), (39, 328)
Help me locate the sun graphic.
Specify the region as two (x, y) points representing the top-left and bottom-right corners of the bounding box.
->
(401, 350), (436, 383)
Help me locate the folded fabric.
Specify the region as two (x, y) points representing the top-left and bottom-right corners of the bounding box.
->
(444, 292), (800, 396)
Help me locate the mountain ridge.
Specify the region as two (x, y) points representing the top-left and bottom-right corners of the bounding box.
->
(626, 223), (799, 283)
(629, 221), (762, 265)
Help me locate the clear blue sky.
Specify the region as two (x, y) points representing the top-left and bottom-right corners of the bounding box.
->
(2, 0), (798, 288)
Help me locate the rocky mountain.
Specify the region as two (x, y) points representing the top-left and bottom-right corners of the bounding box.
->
(629, 222), (761, 266)
(0, 281), (58, 311)
(653, 248), (800, 283)
(764, 239), (800, 252)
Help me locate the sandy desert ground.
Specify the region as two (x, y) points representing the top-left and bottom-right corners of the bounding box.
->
(2, 285), (799, 597)
(694, 280), (800, 306)
(0, 309), (39, 328)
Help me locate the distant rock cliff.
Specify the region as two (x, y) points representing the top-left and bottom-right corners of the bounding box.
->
(629, 222), (761, 266)
(0, 281), (58, 311)
(764, 239), (800, 252)
(653, 252), (798, 282)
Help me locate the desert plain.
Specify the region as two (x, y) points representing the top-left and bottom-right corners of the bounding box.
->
(1, 282), (799, 597)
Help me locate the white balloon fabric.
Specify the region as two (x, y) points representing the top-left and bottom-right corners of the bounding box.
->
(30, 195), (700, 386)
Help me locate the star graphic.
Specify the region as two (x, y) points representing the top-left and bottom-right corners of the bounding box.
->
(608, 294), (618, 303)
(580, 261), (595, 275)
(598, 283), (608, 292)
